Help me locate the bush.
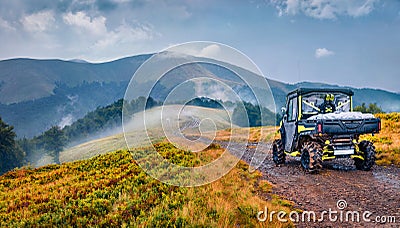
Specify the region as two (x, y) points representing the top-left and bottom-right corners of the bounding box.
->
(354, 103), (383, 114)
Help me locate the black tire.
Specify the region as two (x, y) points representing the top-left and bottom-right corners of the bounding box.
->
(301, 141), (323, 173)
(272, 139), (285, 165)
(354, 140), (376, 171)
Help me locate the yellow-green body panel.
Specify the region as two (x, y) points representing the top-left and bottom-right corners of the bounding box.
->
(297, 125), (315, 133)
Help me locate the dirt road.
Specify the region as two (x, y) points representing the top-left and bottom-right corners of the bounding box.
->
(222, 141), (400, 227)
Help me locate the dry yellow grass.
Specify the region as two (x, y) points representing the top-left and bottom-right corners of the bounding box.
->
(361, 113), (400, 166)
(173, 161), (295, 227)
(207, 126), (277, 144)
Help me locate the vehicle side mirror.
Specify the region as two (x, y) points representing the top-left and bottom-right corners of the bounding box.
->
(281, 107), (287, 114)
(283, 114), (287, 121)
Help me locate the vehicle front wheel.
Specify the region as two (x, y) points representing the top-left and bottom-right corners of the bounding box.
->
(354, 140), (376, 171)
(301, 141), (323, 173)
(272, 139), (285, 165)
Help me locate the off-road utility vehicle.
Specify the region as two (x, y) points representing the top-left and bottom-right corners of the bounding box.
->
(273, 88), (381, 172)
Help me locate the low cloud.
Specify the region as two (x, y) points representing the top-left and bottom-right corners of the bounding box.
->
(198, 44), (221, 58)
(315, 48), (335, 58)
(21, 10), (55, 32)
(271, 0), (378, 19)
(58, 114), (74, 128)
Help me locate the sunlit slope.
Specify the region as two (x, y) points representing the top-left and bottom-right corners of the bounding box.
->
(61, 105), (233, 163)
(60, 133), (126, 163)
(361, 113), (400, 166)
(0, 142), (294, 227)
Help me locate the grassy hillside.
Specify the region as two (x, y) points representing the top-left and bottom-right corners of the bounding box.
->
(60, 132), (134, 163)
(61, 105), (234, 163)
(0, 142), (293, 227)
(361, 113), (400, 166)
(60, 111), (399, 169)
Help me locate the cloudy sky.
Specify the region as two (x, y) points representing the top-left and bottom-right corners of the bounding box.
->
(0, 0), (399, 92)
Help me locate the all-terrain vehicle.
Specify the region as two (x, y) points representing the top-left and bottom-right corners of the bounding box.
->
(273, 88), (381, 172)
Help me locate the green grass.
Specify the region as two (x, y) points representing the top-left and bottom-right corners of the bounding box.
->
(0, 142), (293, 227)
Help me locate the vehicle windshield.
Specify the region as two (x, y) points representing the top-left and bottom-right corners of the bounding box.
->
(301, 92), (351, 118)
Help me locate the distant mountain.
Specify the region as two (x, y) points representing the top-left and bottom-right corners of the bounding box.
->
(0, 55), (150, 137)
(269, 81), (400, 112)
(67, 59), (90, 64)
(0, 55), (150, 104)
(0, 54), (399, 138)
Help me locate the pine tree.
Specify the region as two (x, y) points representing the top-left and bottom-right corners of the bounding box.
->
(0, 117), (25, 174)
(43, 126), (66, 164)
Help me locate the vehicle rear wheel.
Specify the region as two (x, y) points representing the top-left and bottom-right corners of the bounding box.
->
(301, 141), (323, 173)
(272, 139), (285, 165)
(354, 140), (376, 171)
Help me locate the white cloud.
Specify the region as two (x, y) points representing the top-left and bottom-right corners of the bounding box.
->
(93, 22), (156, 49)
(285, 0), (301, 15)
(315, 48), (335, 58)
(347, 0), (377, 17)
(63, 11), (107, 35)
(168, 44), (222, 59)
(0, 17), (14, 30)
(21, 10), (55, 32)
(198, 44), (221, 58)
(62, 11), (157, 50)
(271, 0), (378, 19)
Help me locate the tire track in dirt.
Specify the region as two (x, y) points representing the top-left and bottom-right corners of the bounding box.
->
(221, 141), (400, 227)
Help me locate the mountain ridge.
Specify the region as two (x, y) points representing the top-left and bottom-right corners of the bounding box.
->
(0, 54), (399, 137)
